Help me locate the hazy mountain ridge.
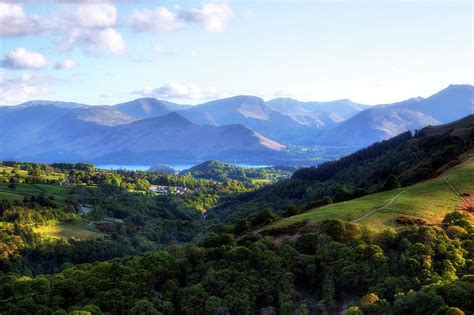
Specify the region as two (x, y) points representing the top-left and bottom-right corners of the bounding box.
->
(266, 97), (369, 118)
(1, 84), (472, 163)
(0, 109), (284, 163)
(316, 84), (473, 147)
(114, 98), (191, 119)
(179, 95), (312, 144)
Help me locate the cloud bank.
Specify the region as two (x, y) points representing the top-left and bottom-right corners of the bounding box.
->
(2, 48), (47, 69)
(129, 2), (231, 34)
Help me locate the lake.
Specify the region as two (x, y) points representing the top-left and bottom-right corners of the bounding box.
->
(95, 163), (272, 172)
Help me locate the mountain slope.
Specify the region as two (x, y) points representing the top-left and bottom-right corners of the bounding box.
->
(269, 161), (473, 232)
(180, 95), (313, 144)
(393, 84), (474, 123)
(114, 98), (191, 119)
(208, 114), (474, 223)
(317, 106), (439, 146)
(0, 108), (285, 163)
(266, 98), (369, 119)
(317, 85), (473, 147)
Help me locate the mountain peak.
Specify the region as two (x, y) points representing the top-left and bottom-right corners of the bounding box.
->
(16, 100), (88, 109)
(114, 98), (190, 119)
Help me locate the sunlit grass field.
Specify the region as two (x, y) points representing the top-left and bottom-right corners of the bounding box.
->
(0, 166), (66, 182)
(270, 162), (474, 231)
(34, 224), (103, 240)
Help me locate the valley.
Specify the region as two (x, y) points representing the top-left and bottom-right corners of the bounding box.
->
(0, 113), (473, 314)
(2, 1), (472, 313)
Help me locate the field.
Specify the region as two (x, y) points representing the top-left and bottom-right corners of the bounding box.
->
(270, 161), (474, 231)
(33, 223), (103, 240)
(0, 165), (66, 182)
(0, 182), (71, 202)
(251, 179), (272, 185)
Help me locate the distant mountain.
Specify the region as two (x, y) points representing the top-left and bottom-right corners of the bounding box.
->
(317, 107), (439, 146)
(392, 84), (473, 123)
(73, 106), (136, 126)
(316, 85), (473, 147)
(266, 98), (369, 119)
(0, 107), (284, 164)
(114, 98), (191, 119)
(1, 84), (472, 162)
(180, 95), (313, 144)
(13, 100), (89, 109)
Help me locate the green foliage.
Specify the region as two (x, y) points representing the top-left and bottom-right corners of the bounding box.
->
(210, 124), (473, 224)
(1, 213), (472, 314)
(181, 160), (295, 185)
(251, 208), (279, 227)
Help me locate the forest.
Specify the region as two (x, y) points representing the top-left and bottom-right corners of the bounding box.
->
(1, 117), (473, 314)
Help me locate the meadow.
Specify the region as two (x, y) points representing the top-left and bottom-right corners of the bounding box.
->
(0, 165), (66, 182)
(270, 161), (474, 231)
(33, 223), (103, 240)
(0, 182), (71, 202)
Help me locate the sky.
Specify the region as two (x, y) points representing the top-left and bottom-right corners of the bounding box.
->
(0, 0), (472, 106)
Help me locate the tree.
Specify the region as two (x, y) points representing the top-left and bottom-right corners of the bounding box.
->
(8, 177), (16, 189)
(283, 204), (301, 217)
(446, 307), (465, 315)
(382, 175), (401, 191)
(251, 208), (278, 227)
(443, 211), (471, 228)
(341, 306), (363, 315)
(334, 187), (352, 202)
(130, 299), (161, 315)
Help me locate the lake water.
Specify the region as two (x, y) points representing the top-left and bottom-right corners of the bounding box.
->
(95, 163), (271, 172)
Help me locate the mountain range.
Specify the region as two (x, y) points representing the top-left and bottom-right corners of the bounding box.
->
(0, 84), (472, 164)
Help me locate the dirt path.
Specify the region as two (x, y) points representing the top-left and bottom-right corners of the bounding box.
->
(443, 178), (464, 200)
(351, 190), (406, 223)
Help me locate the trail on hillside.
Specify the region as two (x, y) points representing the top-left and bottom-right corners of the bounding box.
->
(351, 190), (406, 223)
(443, 178), (464, 200)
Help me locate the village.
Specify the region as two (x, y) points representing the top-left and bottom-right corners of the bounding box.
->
(148, 185), (191, 195)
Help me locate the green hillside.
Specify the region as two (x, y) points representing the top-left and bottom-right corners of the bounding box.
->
(0, 182), (71, 202)
(270, 161), (474, 231)
(33, 223), (103, 240)
(209, 115), (474, 224)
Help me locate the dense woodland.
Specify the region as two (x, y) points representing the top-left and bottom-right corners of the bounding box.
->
(181, 161), (296, 184)
(1, 117), (473, 314)
(1, 213), (473, 314)
(210, 123), (474, 224)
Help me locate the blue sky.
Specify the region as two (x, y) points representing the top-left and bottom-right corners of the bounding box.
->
(1, 0), (472, 106)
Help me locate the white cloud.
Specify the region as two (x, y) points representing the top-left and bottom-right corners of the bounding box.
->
(139, 82), (219, 100)
(0, 2), (124, 54)
(129, 7), (184, 33)
(2, 48), (48, 69)
(129, 2), (231, 34)
(54, 59), (76, 70)
(51, 4), (124, 54)
(179, 2), (232, 32)
(0, 2), (43, 37)
(0, 72), (49, 105)
(75, 4), (117, 28)
(57, 27), (125, 54)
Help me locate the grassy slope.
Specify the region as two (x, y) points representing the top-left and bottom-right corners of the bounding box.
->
(0, 166), (66, 182)
(33, 224), (103, 240)
(270, 161), (474, 231)
(0, 182), (71, 202)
